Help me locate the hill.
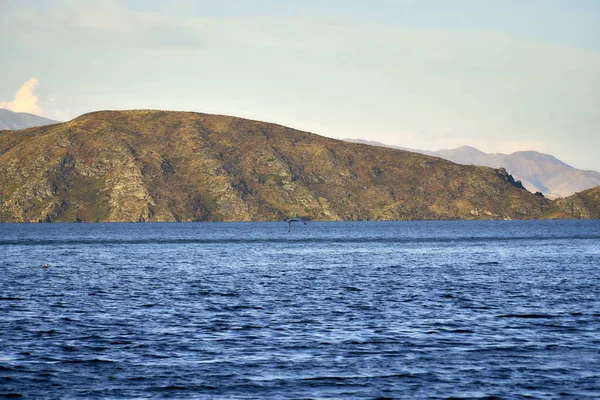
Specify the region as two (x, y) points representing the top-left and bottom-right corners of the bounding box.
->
(0, 108), (59, 130)
(344, 140), (600, 198)
(0, 110), (571, 222)
(544, 186), (600, 219)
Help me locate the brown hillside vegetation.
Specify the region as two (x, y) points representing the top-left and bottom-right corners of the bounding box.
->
(544, 186), (600, 219)
(0, 109), (577, 222)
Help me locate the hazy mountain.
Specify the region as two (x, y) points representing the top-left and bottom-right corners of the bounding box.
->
(435, 146), (600, 199)
(0, 110), (553, 222)
(0, 108), (59, 130)
(345, 140), (600, 199)
(340, 139), (439, 157)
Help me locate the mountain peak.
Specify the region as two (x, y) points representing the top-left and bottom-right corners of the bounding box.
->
(456, 145), (486, 153)
(509, 150), (571, 168)
(437, 145), (487, 157)
(442, 145), (485, 153)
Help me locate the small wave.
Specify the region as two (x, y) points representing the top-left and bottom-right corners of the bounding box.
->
(349, 304), (377, 310)
(0, 297), (24, 301)
(231, 325), (263, 330)
(460, 305), (490, 310)
(449, 329), (475, 333)
(497, 314), (559, 319)
(59, 359), (114, 364)
(36, 330), (57, 335)
(153, 385), (188, 390)
(150, 385), (220, 391)
(142, 353), (171, 359)
(216, 292), (239, 297)
(301, 376), (346, 382)
(127, 376), (147, 381)
(199, 291), (239, 297)
(0, 394), (23, 399)
(476, 261), (500, 265)
(2, 234), (599, 246)
(223, 305), (263, 310)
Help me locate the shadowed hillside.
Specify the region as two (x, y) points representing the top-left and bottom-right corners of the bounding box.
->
(0, 110), (570, 222)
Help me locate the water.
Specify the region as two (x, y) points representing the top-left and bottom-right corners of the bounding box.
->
(1, 220), (599, 399)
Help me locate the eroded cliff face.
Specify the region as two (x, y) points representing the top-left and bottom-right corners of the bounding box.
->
(0, 110), (567, 222)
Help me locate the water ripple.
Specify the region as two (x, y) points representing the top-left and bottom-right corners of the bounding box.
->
(1, 221), (599, 398)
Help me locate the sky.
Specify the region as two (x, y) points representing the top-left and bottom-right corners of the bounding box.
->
(1, 0), (599, 170)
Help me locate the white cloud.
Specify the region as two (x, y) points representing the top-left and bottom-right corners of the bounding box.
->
(0, 78), (41, 114)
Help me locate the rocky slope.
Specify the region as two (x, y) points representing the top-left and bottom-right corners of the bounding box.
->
(0, 110), (576, 222)
(0, 108), (59, 130)
(544, 186), (600, 219)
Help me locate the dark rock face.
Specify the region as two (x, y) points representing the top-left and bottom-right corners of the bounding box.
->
(495, 167), (526, 190)
(0, 109), (589, 222)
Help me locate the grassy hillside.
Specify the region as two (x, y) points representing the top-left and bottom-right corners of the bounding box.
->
(0, 110), (567, 222)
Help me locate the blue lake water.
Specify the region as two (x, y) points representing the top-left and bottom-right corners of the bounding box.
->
(1, 220), (599, 399)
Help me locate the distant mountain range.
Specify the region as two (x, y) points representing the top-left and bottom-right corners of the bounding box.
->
(0, 108), (59, 130)
(345, 139), (600, 199)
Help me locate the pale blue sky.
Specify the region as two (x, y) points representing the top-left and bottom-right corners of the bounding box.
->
(1, 0), (599, 170)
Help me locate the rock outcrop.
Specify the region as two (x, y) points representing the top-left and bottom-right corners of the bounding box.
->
(495, 167), (526, 190)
